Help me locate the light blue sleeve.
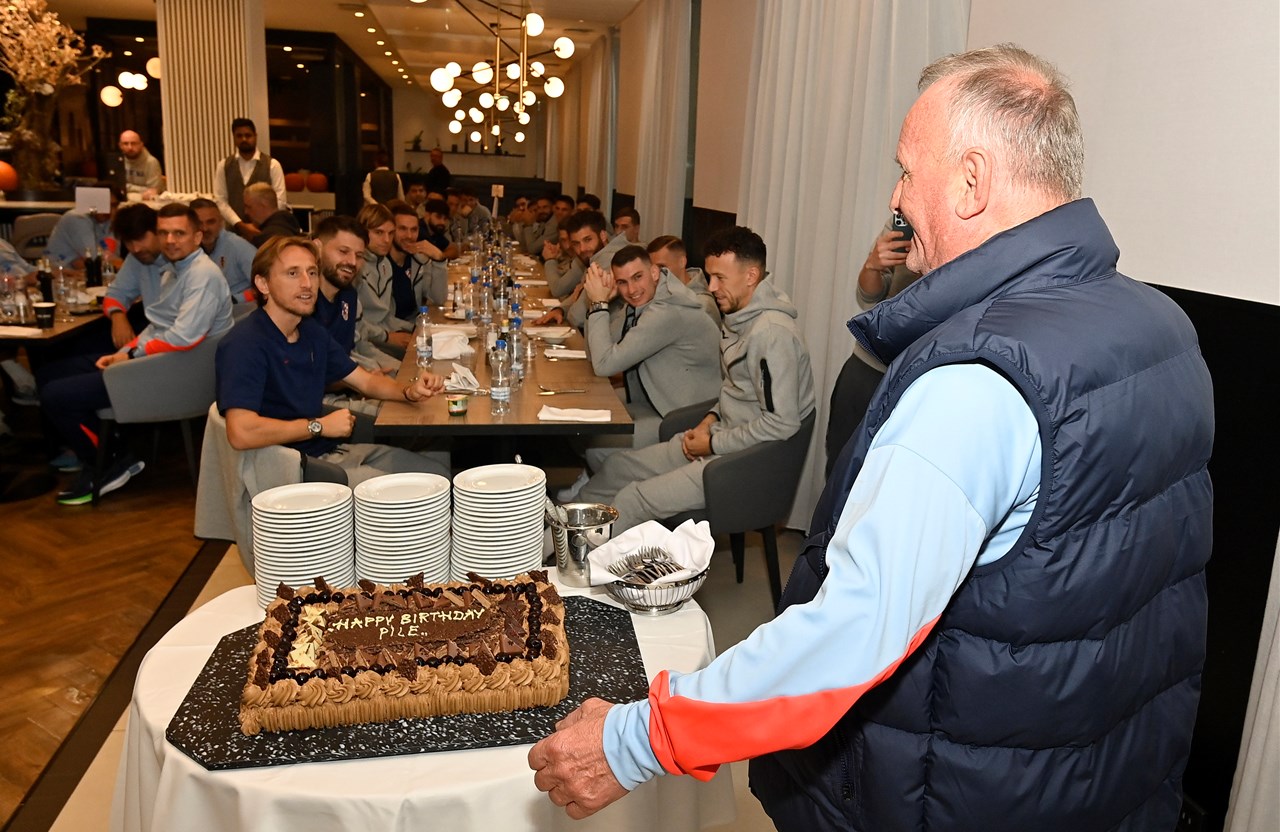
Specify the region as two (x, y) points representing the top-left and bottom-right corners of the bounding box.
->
(45, 214), (90, 264)
(602, 363), (1042, 789)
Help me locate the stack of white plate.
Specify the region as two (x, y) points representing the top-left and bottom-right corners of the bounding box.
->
(451, 463), (547, 580)
(251, 483), (355, 608)
(354, 472), (452, 583)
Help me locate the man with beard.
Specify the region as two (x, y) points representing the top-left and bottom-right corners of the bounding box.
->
(312, 215), (399, 375)
(446, 186), (491, 242)
(42, 204), (233, 504)
(515, 195), (554, 255)
(535, 211), (632, 326)
(190, 197), (256, 304)
(112, 130), (163, 197)
(217, 237), (449, 485)
(355, 202), (445, 358)
(212, 118), (287, 241)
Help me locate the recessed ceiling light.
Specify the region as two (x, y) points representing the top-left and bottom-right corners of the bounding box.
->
(391, 60), (399, 65)
(384, 51), (392, 56)
(123, 50), (133, 56)
(135, 36), (144, 43)
(353, 11), (364, 17)
(376, 40), (385, 46)
(297, 63), (304, 69)
(283, 46), (293, 52)
(360, 92), (367, 97)
(366, 27), (376, 33)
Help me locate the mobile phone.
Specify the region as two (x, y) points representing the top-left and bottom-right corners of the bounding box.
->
(891, 211), (913, 251)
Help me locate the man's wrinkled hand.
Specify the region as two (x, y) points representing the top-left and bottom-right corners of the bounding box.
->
(528, 698), (628, 820)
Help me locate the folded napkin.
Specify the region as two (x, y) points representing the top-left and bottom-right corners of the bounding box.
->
(586, 519), (714, 586)
(537, 405), (611, 422)
(540, 298), (562, 308)
(445, 362), (481, 392)
(433, 324), (476, 338)
(546, 348), (586, 360)
(0, 326), (43, 337)
(518, 279), (548, 286)
(431, 331), (473, 360)
(513, 269), (534, 277)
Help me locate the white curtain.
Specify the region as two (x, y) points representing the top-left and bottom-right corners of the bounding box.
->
(1226, 533), (1280, 832)
(544, 64), (582, 197)
(578, 35), (615, 204)
(627, 0), (693, 237)
(737, 0), (969, 528)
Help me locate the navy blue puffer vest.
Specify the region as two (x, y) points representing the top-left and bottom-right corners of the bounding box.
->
(749, 200), (1214, 832)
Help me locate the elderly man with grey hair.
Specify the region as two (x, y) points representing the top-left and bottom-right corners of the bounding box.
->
(529, 44), (1213, 832)
(241, 182), (301, 247)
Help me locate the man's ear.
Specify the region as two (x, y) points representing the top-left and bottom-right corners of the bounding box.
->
(955, 146), (990, 220)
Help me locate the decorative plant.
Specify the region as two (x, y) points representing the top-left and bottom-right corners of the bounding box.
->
(0, 0), (107, 189)
(406, 130), (424, 152)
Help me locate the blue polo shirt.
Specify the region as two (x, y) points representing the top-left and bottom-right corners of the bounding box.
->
(314, 286), (358, 352)
(389, 255), (415, 320)
(215, 309), (357, 456)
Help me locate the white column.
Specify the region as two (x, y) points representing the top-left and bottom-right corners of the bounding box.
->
(156, 0), (269, 193)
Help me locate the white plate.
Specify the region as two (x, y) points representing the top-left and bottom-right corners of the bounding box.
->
(453, 464), (546, 495)
(252, 483), (352, 514)
(354, 472), (450, 504)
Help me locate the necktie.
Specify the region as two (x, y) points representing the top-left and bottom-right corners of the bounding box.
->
(621, 305), (636, 340)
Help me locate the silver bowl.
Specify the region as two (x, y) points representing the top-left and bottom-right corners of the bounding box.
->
(604, 552), (708, 616)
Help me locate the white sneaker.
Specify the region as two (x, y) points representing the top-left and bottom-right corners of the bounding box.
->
(555, 469), (590, 503)
(1, 358), (38, 405)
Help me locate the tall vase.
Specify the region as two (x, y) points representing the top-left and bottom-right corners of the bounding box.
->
(8, 91), (61, 191)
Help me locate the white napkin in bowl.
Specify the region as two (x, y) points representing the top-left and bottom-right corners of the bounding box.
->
(586, 519), (714, 586)
(445, 362), (481, 391)
(537, 405), (611, 422)
(431, 331), (473, 360)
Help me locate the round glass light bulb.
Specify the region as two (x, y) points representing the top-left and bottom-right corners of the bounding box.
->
(133, 74), (149, 90)
(469, 107), (484, 123)
(479, 92), (494, 109)
(506, 62), (521, 80)
(454, 109), (466, 121)
(529, 61), (545, 78)
(514, 131), (525, 143)
(442, 89), (462, 107)
(491, 123), (501, 136)
(448, 120), (462, 134)
(518, 111), (531, 125)
(430, 68), (453, 92)
(496, 96), (510, 111)
(118, 71), (135, 90)
(553, 37), (575, 59)
(543, 76), (564, 98)
(524, 13), (545, 37)
(145, 57), (162, 79)
(446, 61), (461, 77)
(99, 85), (123, 107)
(471, 61), (493, 85)
(522, 89), (536, 106)
(469, 130), (482, 143)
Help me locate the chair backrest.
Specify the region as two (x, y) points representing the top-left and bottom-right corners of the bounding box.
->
(825, 352), (885, 479)
(702, 410), (817, 534)
(102, 331), (225, 424)
(11, 213), (62, 260)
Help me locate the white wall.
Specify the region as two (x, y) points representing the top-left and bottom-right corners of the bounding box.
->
(392, 86), (542, 181)
(968, 0), (1279, 305)
(615, 9), (648, 195)
(692, 0), (758, 213)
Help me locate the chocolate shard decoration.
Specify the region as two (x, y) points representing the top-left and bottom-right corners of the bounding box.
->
(276, 583), (295, 600)
(263, 630), (281, 648)
(540, 628), (558, 661)
(408, 572), (425, 589)
(528, 569), (548, 584)
(466, 571), (492, 586)
(315, 576), (332, 594)
(358, 579), (377, 594)
(541, 609), (561, 626)
(473, 644), (497, 676)
(540, 585), (561, 605)
(471, 588), (493, 609)
(269, 605), (291, 624)
(441, 589), (465, 607)
(396, 657), (418, 681)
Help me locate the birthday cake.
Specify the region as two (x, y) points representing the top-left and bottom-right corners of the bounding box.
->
(239, 571), (569, 735)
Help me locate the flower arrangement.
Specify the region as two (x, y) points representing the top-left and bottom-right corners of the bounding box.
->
(0, 0), (108, 190)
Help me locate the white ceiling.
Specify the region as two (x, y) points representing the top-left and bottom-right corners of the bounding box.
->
(47, 0), (638, 89)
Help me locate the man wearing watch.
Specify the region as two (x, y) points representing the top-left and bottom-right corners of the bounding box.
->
(40, 203), (234, 505)
(216, 236), (449, 485)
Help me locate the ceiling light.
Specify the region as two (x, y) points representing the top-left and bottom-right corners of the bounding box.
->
(529, 61), (544, 78)
(123, 50), (133, 57)
(442, 89), (462, 107)
(384, 51), (392, 57)
(518, 111), (530, 125)
(522, 89), (536, 106)
(490, 123), (500, 136)
(100, 85), (123, 107)
(360, 92), (367, 97)
(468, 107), (483, 123)
(430, 68), (454, 92)
(543, 76), (564, 98)
(367, 27), (376, 33)
(146, 57), (162, 78)
(118, 70), (136, 89)
(354, 11), (364, 18)
(134, 36), (144, 43)
(471, 61), (493, 85)
(454, 109), (465, 120)
(553, 37), (574, 59)
(514, 131), (525, 143)
(446, 61), (461, 77)
(506, 62), (521, 80)
(391, 60), (399, 65)
(376, 40), (385, 46)
(469, 130), (481, 143)
(449, 120), (462, 134)
(478, 92), (494, 108)
(283, 46), (293, 52)
(297, 63), (305, 69)
(495, 96), (510, 111)
(524, 13), (544, 37)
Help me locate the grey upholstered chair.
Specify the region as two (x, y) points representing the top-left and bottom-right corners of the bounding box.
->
(10, 213), (61, 260)
(657, 400), (817, 607)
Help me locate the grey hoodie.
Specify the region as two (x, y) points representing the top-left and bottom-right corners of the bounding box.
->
(355, 250), (447, 344)
(584, 267), (722, 417)
(709, 279), (815, 456)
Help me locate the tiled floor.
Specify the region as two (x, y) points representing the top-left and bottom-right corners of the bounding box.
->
(51, 530), (803, 831)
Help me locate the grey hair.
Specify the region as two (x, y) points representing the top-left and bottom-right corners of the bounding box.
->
(243, 181), (279, 209)
(919, 43), (1084, 201)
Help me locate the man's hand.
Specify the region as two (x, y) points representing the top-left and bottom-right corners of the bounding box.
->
(534, 308), (565, 326)
(386, 331), (413, 349)
(583, 262), (615, 304)
(541, 240), (560, 261)
(95, 351), (131, 371)
(681, 417), (716, 460)
(528, 698), (629, 820)
(407, 371), (445, 400)
(318, 409), (355, 438)
(235, 221), (263, 240)
(110, 313), (136, 348)
(140, 188), (159, 201)
(864, 230), (910, 272)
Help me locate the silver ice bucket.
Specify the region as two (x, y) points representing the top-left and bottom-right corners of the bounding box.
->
(546, 502), (619, 587)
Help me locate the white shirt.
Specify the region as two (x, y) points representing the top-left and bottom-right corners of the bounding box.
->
(211, 150), (287, 227)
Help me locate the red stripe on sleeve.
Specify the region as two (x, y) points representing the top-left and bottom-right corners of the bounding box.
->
(103, 297), (127, 316)
(647, 614), (940, 781)
(142, 334), (205, 356)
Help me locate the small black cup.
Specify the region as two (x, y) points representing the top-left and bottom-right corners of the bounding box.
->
(34, 302), (55, 329)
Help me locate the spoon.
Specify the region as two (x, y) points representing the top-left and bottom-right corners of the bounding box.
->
(538, 385), (586, 396)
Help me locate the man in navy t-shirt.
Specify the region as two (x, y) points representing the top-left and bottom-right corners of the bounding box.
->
(216, 236), (449, 484)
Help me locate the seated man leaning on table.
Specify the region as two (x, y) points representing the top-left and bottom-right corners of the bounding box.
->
(355, 201), (449, 360)
(216, 236), (450, 485)
(190, 197), (257, 304)
(567, 245), (721, 487)
(41, 202), (234, 504)
(534, 211), (632, 326)
(573, 225), (815, 533)
(44, 183), (123, 267)
(241, 182), (302, 248)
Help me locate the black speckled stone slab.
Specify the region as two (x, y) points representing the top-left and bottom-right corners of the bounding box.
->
(166, 595), (646, 770)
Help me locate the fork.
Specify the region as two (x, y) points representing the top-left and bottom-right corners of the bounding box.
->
(538, 384), (586, 395)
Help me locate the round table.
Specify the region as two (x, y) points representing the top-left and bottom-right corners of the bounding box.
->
(110, 580), (736, 832)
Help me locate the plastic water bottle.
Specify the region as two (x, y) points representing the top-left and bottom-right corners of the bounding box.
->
(414, 305), (433, 368)
(465, 271), (479, 321)
(478, 280), (494, 328)
(510, 305), (525, 386)
(101, 257), (116, 288)
(490, 339), (511, 416)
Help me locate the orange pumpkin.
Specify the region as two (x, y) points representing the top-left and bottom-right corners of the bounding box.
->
(284, 172), (305, 192)
(0, 161), (19, 192)
(305, 172), (328, 192)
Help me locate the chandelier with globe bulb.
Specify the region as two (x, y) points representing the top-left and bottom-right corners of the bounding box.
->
(427, 1), (573, 149)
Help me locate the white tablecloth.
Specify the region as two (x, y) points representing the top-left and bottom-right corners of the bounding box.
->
(110, 579), (735, 832)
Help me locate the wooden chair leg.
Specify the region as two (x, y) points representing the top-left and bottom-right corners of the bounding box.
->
(180, 418), (198, 490)
(92, 417), (114, 507)
(760, 525), (782, 608)
(730, 532), (745, 584)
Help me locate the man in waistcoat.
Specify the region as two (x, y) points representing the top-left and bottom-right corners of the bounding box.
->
(213, 118), (287, 242)
(529, 44), (1214, 832)
(362, 150), (404, 205)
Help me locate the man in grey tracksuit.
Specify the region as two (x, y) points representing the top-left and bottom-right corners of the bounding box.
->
(581, 247), (722, 470)
(578, 226), (815, 533)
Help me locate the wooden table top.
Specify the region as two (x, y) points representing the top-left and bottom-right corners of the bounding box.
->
(0, 309), (102, 342)
(374, 264), (633, 437)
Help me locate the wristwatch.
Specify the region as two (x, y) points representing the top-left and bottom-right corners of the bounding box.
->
(306, 419), (323, 438)
(589, 301), (610, 315)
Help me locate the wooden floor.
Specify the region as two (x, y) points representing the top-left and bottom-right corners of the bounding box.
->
(0, 403), (206, 827)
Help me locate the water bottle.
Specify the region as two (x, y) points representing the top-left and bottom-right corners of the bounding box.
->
(510, 305), (525, 386)
(478, 280), (493, 328)
(414, 305), (433, 368)
(101, 257), (116, 288)
(465, 271), (480, 321)
(490, 339), (511, 416)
